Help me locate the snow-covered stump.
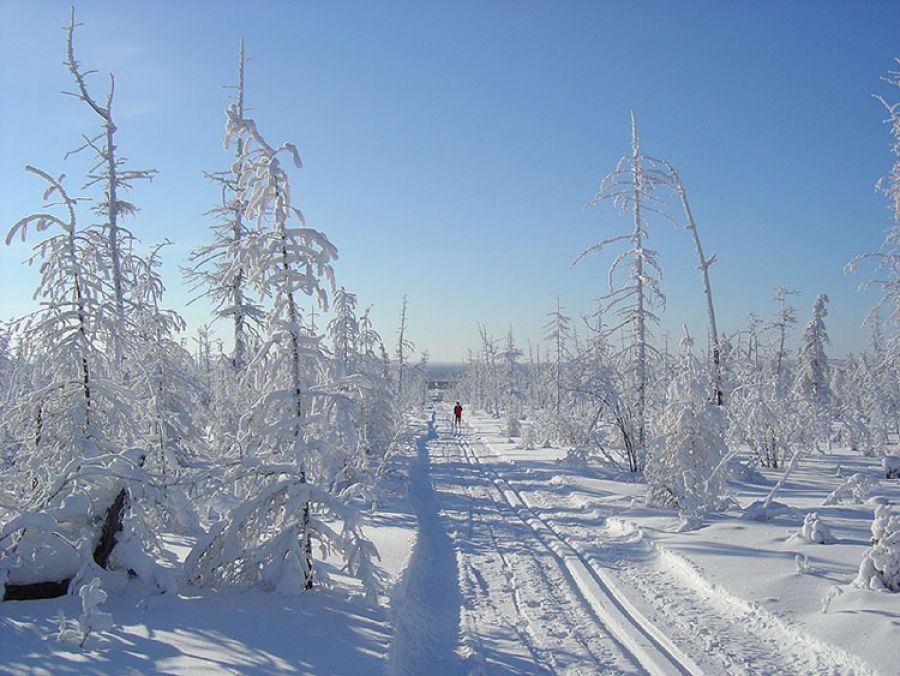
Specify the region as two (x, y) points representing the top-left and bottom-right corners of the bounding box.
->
(0, 448), (176, 602)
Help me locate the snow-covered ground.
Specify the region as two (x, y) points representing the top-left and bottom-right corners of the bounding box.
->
(2, 404), (898, 674)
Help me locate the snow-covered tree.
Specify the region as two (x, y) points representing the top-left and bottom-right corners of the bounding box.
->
(663, 162), (724, 405)
(328, 287), (359, 379)
(574, 113), (673, 472)
(501, 327), (523, 436)
(185, 38), (263, 373)
(63, 9), (156, 331)
(769, 287), (799, 390)
(5, 168), (133, 479)
(395, 295), (414, 406)
(185, 82), (379, 597)
(130, 243), (205, 531)
(849, 59), (900, 337)
(794, 294), (834, 449)
(543, 296), (572, 418)
(646, 327), (731, 524)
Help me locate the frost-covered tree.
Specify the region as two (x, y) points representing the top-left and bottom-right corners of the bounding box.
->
(794, 294), (833, 449)
(726, 289), (803, 468)
(185, 87), (379, 598)
(501, 327), (523, 436)
(574, 113), (673, 471)
(328, 287), (359, 379)
(0, 14), (191, 598)
(543, 296), (572, 417)
(186, 38), (263, 373)
(5, 168), (133, 479)
(663, 162), (724, 405)
(355, 307), (401, 464)
(130, 243), (205, 531)
(395, 295), (414, 405)
(63, 9), (156, 329)
(849, 59), (900, 337)
(769, 287), (799, 389)
(831, 355), (882, 454)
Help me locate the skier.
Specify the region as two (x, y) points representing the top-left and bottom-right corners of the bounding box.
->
(453, 402), (463, 432)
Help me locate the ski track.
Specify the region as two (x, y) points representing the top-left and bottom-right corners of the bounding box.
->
(470, 424), (879, 676)
(454, 427), (699, 676)
(396, 412), (705, 675)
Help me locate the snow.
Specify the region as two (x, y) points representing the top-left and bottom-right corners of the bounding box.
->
(2, 405), (899, 674)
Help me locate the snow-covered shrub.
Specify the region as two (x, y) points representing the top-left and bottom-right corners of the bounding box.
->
(854, 504), (900, 592)
(794, 512), (836, 544)
(823, 473), (878, 505)
(184, 480), (382, 600)
(821, 585), (844, 613)
(726, 362), (800, 470)
(741, 499), (799, 522)
(517, 421), (539, 450)
(883, 456), (900, 479)
(646, 341), (731, 521)
(0, 448), (183, 596)
(54, 577), (114, 647)
(505, 404), (522, 438)
(870, 503), (895, 545)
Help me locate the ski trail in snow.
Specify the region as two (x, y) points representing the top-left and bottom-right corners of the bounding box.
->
(457, 431), (700, 676)
(470, 425), (879, 676)
(388, 414), (463, 676)
(399, 411), (705, 675)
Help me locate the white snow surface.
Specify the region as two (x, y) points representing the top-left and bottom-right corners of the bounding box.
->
(2, 405), (899, 674)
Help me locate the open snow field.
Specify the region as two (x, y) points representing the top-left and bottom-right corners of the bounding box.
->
(2, 404), (898, 674)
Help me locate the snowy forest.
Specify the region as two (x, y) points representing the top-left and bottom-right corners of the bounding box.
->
(1, 8), (899, 675)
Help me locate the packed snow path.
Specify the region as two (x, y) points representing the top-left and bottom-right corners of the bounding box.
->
(390, 410), (875, 676)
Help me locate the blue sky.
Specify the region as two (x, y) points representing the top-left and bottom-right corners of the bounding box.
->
(1, 1), (897, 362)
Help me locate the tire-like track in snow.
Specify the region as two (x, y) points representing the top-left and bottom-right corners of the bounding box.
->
(455, 430), (701, 676)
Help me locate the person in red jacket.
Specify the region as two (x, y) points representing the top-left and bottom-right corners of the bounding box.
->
(453, 402), (463, 432)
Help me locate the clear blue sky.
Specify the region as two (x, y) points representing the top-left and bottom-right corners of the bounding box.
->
(1, 1), (897, 362)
